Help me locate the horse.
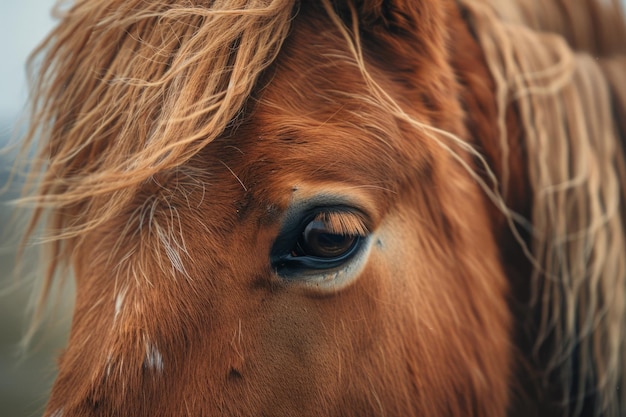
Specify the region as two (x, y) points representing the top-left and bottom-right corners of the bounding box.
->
(14, 0), (626, 416)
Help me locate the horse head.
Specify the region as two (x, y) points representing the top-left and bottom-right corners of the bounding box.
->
(17, 0), (626, 416)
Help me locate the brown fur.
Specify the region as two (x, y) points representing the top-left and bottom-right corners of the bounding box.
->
(13, 0), (626, 416)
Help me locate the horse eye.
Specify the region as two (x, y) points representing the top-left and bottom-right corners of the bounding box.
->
(270, 208), (369, 277)
(293, 219), (358, 259)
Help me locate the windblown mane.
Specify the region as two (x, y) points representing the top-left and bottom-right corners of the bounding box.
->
(14, 0), (626, 416)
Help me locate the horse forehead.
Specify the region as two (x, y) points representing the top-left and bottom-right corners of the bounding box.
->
(228, 80), (407, 186)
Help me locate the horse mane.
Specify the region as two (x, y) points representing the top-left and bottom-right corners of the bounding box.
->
(15, 0), (626, 415)
(461, 0), (626, 415)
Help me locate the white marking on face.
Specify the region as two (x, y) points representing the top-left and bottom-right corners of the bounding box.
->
(105, 352), (113, 377)
(156, 220), (191, 279)
(145, 341), (164, 372)
(114, 287), (127, 322)
(50, 409), (64, 417)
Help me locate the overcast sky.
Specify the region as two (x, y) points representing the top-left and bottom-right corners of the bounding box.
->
(0, 0), (56, 127)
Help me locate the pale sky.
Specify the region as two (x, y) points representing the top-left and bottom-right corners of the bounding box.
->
(0, 0), (56, 126)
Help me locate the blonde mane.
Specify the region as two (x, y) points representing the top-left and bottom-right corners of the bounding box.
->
(461, 0), (626, 414)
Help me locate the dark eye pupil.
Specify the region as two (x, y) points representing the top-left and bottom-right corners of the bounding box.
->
(297, 220), (356, 258)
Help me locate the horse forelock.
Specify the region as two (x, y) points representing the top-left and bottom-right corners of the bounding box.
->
(23, 0), (297, 222)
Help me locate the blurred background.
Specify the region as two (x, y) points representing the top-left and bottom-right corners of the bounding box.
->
(1, 2), (69, 417)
